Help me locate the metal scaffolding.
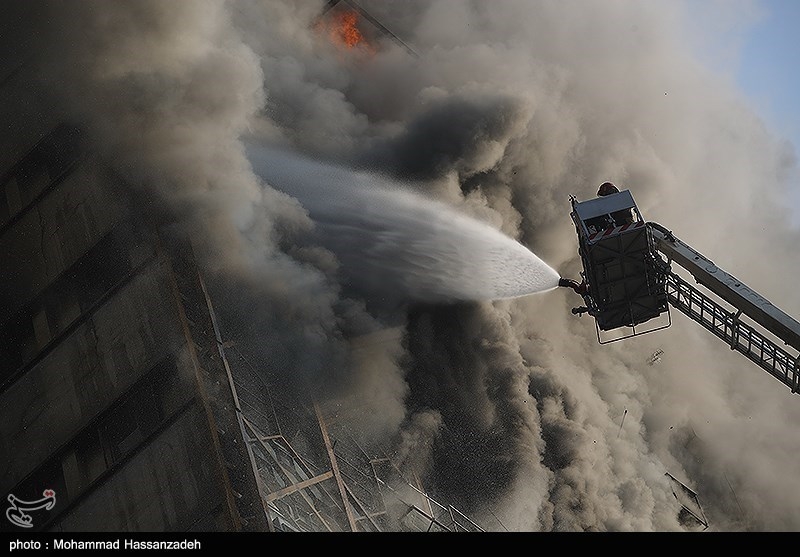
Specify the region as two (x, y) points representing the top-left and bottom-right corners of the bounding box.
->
(226, 343), (484, 532)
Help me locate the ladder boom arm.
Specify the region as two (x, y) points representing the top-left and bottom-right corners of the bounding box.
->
(648, 222), (800, 352)
(648, 222), (800, 393)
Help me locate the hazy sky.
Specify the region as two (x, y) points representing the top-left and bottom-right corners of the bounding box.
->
(739, 0), (800, 222)
(736, 0), (800, 151)
(689, 0), (800, 222)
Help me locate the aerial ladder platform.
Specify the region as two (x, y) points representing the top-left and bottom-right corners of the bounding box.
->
(561, 188), (800, 395)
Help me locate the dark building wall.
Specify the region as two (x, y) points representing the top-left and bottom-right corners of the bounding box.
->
(0, 260), (183, 494)
(0, 67), (59, 175)
(50, 404), (231, 532)
(1, 158), (112, 285)
(0, 62), (269, 531)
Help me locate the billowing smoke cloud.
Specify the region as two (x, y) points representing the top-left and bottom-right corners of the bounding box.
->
(10, 0), (800, 531)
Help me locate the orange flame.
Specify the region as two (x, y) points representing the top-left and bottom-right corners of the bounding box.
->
(315, 9), (375, 54)
(335, 11), (364, 48)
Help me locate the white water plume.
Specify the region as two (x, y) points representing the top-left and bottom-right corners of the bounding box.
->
(247, 144), (560, 305)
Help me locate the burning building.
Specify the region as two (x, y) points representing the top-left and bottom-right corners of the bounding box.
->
(0, 2), (477, 533)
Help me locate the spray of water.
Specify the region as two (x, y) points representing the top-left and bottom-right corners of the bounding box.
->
(247, 144), (561, 305)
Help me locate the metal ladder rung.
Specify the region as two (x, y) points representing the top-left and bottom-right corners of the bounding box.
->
(666, 273), (799, 394)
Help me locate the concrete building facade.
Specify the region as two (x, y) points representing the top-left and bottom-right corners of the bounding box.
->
(0, 55), (270, 532)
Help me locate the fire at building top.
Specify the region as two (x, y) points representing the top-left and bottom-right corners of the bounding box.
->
(319, 8), (372, 51)
(314, 0), (418, 58)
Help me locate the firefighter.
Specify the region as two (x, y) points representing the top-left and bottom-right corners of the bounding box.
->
(584, 181), (619, 233)
(597, 181), (634, 225)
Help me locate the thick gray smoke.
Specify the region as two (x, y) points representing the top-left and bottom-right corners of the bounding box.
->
(10, 0), (800, 531)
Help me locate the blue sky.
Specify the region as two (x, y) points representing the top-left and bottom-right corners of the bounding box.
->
(683, 0), (799, 222)
(688, 0), (799, 151)
(736, 0), (800, 155)
(698, 0), (800, 224)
